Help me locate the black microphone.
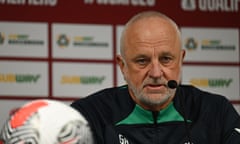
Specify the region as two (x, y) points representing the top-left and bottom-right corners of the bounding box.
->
(167, 80), (178, 89)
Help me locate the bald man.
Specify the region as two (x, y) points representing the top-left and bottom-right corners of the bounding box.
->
(71, 11), (240, 144)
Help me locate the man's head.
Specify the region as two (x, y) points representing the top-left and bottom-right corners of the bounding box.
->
(117, 11), (185, 111)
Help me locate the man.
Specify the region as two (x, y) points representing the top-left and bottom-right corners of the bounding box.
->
(71, 11), (240, 144)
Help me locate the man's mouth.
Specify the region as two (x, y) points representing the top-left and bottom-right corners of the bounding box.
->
(144, 84), (166, 91)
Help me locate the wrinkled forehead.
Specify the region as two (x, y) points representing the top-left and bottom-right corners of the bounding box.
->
(123, 17), (181, 53)
(129, 16), (179, 37)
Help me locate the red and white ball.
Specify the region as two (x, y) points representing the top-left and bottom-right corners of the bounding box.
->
(0, 99), (93, 144)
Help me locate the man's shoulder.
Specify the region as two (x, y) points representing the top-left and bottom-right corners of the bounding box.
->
(179, 85), (232, 114)
(180, 84), (228, 101)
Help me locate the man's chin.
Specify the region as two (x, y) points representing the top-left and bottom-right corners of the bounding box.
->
(144, 93), (172, 105)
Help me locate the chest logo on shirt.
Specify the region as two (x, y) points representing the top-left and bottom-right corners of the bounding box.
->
(118, 134), (129, 144)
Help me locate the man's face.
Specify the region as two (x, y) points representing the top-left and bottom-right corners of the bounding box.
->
(118, 17), (185, 110)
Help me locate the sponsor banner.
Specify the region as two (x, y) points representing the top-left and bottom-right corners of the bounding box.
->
(182, 65), (239, 100)
(52, 23), (113, 60)
(0, 22), (48, 58)
(1, 0), (239, 13)
(53, 62), (113, 98)
(233, 105), (240, 114)
(116, 25), (124, 55)
(181, 27), (239, 62)
(0, 61), (48, 97)
(181, 0), (240, 12)
(0, 0), (58, 6)
(0, 1), (239, 26)
(3, 0), (239, 13)
(117, 65), (126, 86)
(116, 25), (126, 86)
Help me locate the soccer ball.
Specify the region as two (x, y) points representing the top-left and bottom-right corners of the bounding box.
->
(0, 99), (94, 144)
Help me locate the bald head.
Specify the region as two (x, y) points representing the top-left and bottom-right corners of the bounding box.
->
(120, 11), (181, 58)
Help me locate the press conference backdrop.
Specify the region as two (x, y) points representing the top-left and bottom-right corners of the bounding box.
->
(0, 0), (240, 127)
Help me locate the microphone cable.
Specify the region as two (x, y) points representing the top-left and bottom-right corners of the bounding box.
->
(179, 87), (192, 143)
(167, 80), (193, 143)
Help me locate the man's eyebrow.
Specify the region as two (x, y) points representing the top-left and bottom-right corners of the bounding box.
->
(135, 54), (149, 58)
(160, 51), (174, 56)
(132, 54), (150, 60)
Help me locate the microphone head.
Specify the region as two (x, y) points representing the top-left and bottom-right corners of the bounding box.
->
(167, 80), (178, 89)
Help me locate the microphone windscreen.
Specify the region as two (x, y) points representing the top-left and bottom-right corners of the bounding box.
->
(167, 80), (178, 89)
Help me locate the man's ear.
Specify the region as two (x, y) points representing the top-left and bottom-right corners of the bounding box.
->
(116, 55), (128, 82)
(181, 49), (186, 62)
(116, 55), (125, 72)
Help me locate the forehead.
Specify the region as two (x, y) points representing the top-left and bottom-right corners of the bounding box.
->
(128, 16), (177, 35)
(123, 17), (180, 55)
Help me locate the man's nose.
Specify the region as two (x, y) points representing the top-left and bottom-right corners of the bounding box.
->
(148, 61), (163, 78)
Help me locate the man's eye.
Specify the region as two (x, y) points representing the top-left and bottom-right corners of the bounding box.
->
(160, 56), (172, 64)
(135, 58), (149, 65)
